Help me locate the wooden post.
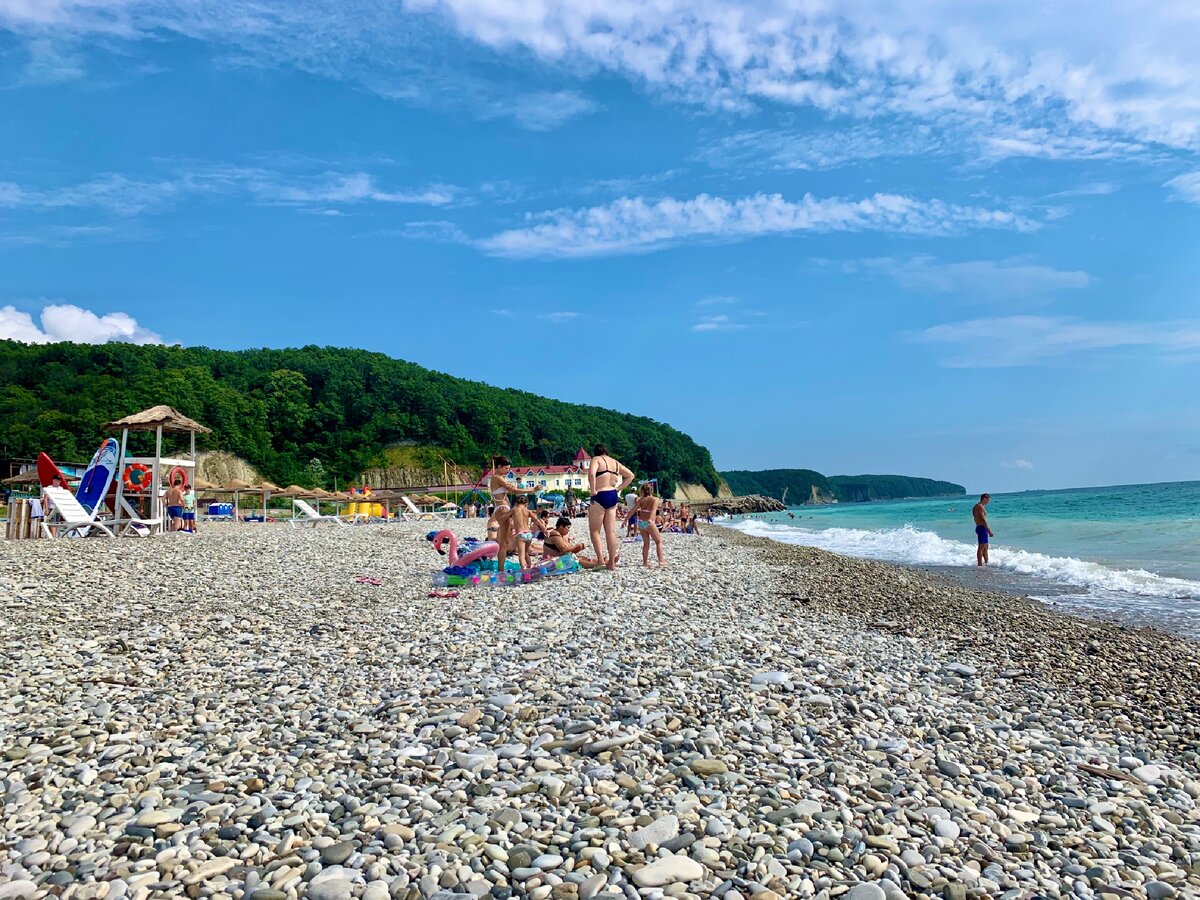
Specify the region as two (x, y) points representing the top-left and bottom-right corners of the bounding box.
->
(153, 425), (163, 532)
(114, 427), (129, 531)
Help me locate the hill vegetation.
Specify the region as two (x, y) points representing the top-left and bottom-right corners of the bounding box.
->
(721, 468), (964, 504)
(720, 469), (834, 504)
(827, 474), (966, 502)
(0, 341), (721, 494)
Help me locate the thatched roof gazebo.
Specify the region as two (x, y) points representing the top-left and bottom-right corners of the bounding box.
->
(104, 405), (211, 534)
(105, 405), (212, 435)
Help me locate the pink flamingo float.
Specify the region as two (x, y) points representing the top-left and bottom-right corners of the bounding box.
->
(432, 530), (499, 566)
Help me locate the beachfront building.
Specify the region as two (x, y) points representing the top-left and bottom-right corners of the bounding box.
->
(482, 450), (592, 493)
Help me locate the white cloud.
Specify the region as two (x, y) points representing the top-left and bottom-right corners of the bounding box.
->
(691, 314), (745, 333)
(1166, 172), (1200, 203)
(913, 315), (1200, 367)
(869, 256), (1091, 300)
(537, 311), (581, 323)
(485, 90), (595, 131)
(7, 2), (1200, 151)
(1046, 182), (1119, 199)
(490, 308), (513, 316)
(401, 0), (1200, 151)
(0, 302), (163, 344)
(0, 168), (458, 216)
(695, 295), (737, 307)
(699, 124), (943, 172)
(21, 37), (85, 83)
(1002, 459), (1035, 470)
(478, 192), (1037, 259)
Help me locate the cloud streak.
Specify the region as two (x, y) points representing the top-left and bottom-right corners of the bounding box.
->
(1166, 172), (1200, 203)
(0, 167), (459, 216)
(478, 192), (1038, 259)
(0, 302), (163, 345)
(913, 315), (1200, 367)
(869, 256), (1091, 300)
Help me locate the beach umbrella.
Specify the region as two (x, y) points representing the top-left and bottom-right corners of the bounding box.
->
(221, 479), (256, 520)
(256, 481), (281, 518)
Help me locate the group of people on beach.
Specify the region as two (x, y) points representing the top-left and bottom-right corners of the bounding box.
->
(486, 443), (675, 571)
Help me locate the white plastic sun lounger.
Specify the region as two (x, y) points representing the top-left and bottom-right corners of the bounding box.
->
(41, 486), (115, 539)
(290, 498), (347, 528)
(401, 495), (454, 521)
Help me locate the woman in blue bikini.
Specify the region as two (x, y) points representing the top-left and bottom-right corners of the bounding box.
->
(587, 443), (635, 571)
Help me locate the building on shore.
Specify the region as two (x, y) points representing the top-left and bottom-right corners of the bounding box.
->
(481, 447), (592, 494)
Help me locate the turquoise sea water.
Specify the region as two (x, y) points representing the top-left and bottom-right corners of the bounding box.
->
(724, 481), (1200, 637)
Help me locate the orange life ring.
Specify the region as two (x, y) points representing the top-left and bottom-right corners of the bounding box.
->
(169, 466), (188, 487)
(123, 464), (152, 492)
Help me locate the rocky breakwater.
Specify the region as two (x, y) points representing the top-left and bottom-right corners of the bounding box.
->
(692, 495), (786, 515)
(1, 522), (1198, 900)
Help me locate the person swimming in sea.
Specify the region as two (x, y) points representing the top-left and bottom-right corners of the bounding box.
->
(587, 443), (635, 571)
(972, 493), (994, 567)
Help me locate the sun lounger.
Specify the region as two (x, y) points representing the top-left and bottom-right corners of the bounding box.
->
(401, 496), (455, 521)
(290, 498), (348, 528)
(41, 486), (115, 539)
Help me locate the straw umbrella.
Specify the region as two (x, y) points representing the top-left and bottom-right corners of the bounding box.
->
(257, 481), (281, 518)
(221, 479), (255, 521)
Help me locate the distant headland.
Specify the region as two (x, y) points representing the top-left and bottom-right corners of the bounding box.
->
(720, 468), (966, 505)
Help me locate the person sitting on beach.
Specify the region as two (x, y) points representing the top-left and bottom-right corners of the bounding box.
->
(165, 482), (185, 532)
(542, 517), (601, 569)
(509, 495), (536, 571)
(632, 483), (667, 567)
(532, 509), (554, 541)
(973, 493), (994, 567)
(587, 443), (635, 571)
(487, 457), (541, 574)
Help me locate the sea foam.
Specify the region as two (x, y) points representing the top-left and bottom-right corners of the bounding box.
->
(726, 519), (1200, 602)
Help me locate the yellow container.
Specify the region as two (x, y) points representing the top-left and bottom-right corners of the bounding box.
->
(371, 502), (383, 518)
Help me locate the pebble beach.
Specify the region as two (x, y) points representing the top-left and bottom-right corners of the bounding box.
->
(2, 521), (1199, 900)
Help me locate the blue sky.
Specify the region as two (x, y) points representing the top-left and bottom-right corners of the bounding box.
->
(2, 1), (1199, 492)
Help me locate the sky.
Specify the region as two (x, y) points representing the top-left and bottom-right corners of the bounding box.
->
(1, 1), (1199, 493)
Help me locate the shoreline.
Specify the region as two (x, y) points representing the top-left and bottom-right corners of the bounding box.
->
(2, 521), (1198, 899)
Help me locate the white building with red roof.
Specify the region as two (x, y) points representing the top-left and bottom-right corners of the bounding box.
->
(479, 447), (594, 494)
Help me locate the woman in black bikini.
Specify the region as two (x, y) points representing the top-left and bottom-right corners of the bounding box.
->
(587, 443), (635, 571)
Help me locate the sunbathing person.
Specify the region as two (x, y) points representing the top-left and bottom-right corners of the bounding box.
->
(542, 517), (601, 569)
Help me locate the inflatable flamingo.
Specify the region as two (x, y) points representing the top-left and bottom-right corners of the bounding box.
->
(433, 530), (499, 566)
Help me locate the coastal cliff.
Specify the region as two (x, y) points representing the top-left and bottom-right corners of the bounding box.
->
(722, 468), (965, 504)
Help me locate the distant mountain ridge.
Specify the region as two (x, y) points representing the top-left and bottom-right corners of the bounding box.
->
(720, 468), (965, 504)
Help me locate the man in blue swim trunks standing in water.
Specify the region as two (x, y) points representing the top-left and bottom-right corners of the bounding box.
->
(973, 493), (994, 566)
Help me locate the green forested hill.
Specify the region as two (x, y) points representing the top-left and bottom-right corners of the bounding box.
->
(0, 341), (720, 493)
(720, 469), (834, 503)
(721, 468), (964, 503)
(827, 474), (966, 502)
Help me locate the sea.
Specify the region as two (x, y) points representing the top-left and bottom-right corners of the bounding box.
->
(723, 480), (1200, 638)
